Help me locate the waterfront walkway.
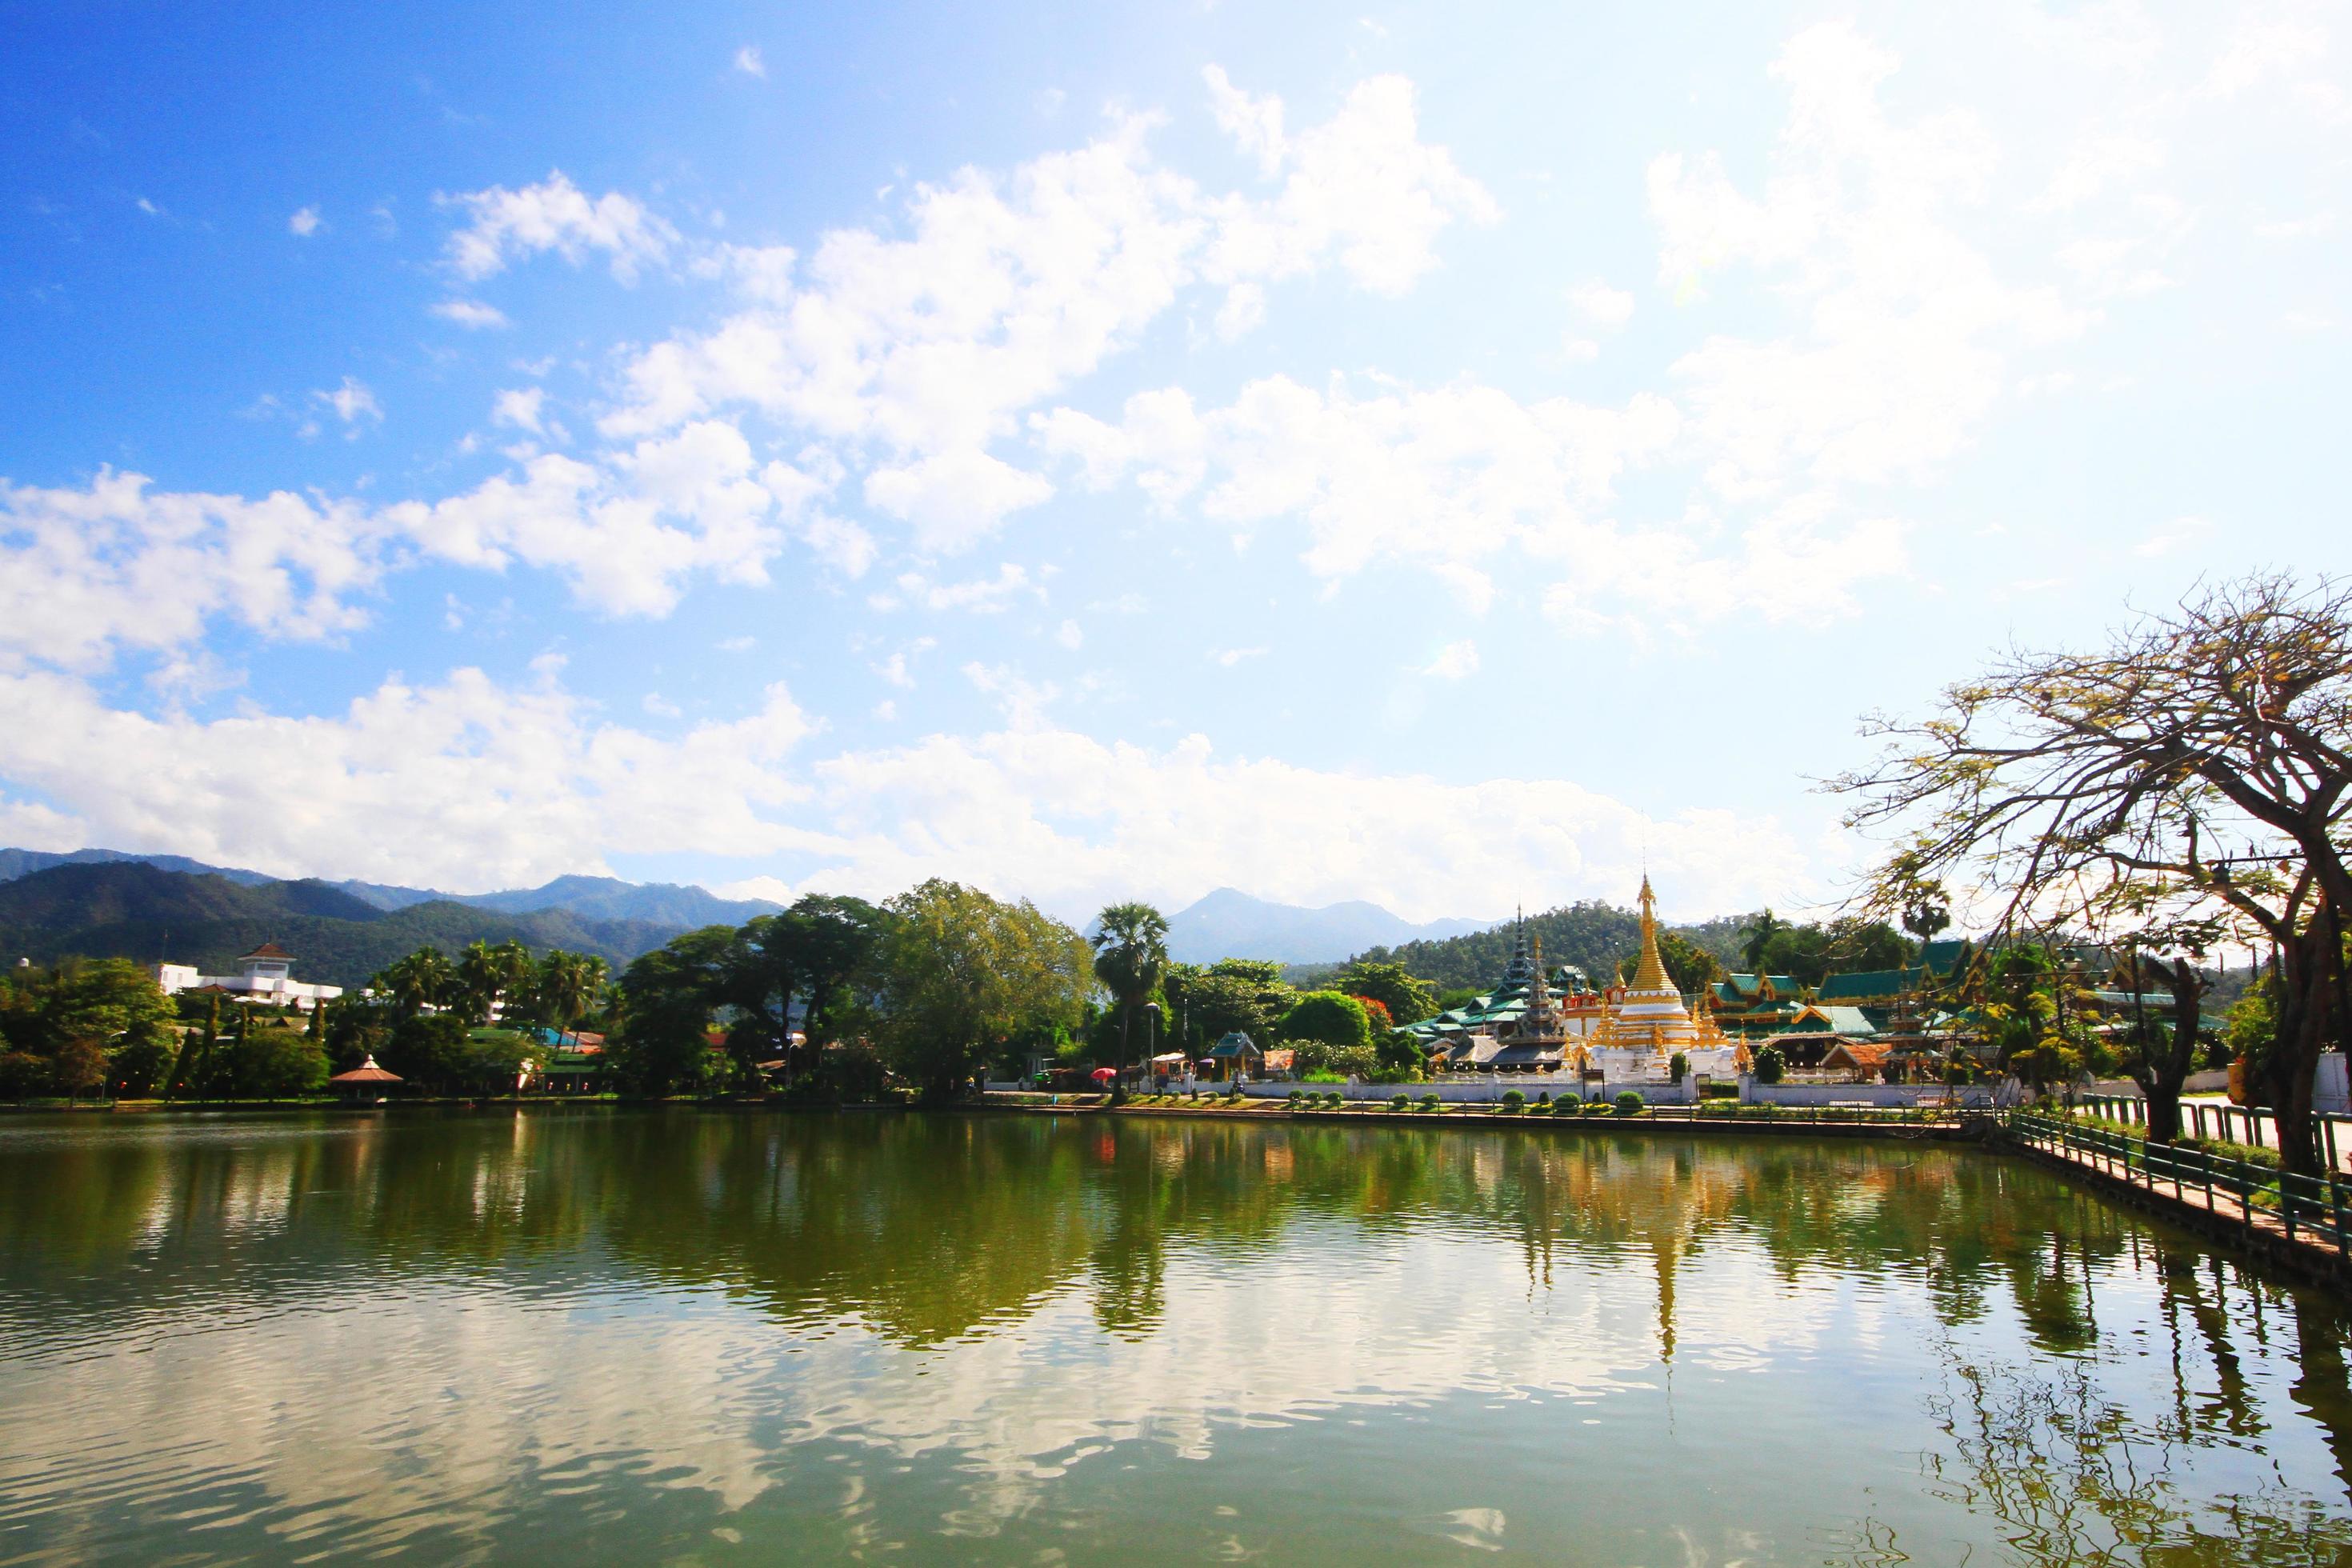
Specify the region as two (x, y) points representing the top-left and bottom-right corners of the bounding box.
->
(2006, 1113), (2352, 1290)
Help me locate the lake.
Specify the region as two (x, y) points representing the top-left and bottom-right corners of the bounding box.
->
(2, 1109), (2349, 1565)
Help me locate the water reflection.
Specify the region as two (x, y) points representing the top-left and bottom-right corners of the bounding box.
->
(0, 1110), (2347, 1564)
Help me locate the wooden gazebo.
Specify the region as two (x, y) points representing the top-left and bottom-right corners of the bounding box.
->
(329, 1054), (403, 1104)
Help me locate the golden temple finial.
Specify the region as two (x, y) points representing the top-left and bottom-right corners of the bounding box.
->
(1631, 874), (1670, 993)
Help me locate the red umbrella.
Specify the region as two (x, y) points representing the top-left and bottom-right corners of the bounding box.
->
(1090, 1067), (1118, 1082)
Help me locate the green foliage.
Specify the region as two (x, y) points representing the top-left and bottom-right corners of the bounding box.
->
(1753, 1044), (1786, 1085)
(1358, 901), (1645, 990)
(1281, 991), (1373, 1052)
(2223, 982), (2277, 1066)
(1500, 1089), (1526, 1112)
(1388, 1094), (1409, 1110)
(0, 957), (181, 1098)
(614, 926), (735, 1096)
(881, 879), (1093, 1099)
(1162, 963), (1284, 1054)
(1332, 960), (1438, 1026)
(221, 1020), (330, 1098)
(1614, 1090), (1645, 1115)
(381, 1013), (474, 1094)
(1668, 1050), (1689, 1085)
(1434, 986), (1479, 1012)
(1554, 1092), (1582, 1112)
(1416, 1093), (1439, 1111)
(1626, 931), (1723, 993)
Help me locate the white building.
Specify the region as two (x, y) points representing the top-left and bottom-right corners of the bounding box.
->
(154, 942), (342, 1012)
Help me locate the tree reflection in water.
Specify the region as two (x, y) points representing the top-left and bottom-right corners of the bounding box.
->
(6, 1108), (2352, 1566)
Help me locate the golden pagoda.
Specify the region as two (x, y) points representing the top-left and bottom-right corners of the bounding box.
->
(1589, 874), (1746, 1078)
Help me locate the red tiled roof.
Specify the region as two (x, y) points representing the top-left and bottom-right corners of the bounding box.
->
(330, 1054), (403, 1084)
(241, 942), (294, 961)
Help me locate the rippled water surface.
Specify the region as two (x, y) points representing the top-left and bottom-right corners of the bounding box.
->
(3, 1109), (2350, 1565)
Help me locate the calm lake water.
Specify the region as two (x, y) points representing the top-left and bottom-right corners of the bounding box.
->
(2, 1110), (2350, 1566)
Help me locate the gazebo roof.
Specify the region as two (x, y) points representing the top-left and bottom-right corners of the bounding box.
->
(329, 1054), (402, 1084)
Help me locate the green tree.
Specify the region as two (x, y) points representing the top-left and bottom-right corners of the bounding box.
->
(225, 1019), (330, 1098)
(1279, 991), (1374, 1073)
(532, 950), (609, 1035)
(374, 947), (454, 1019)
(1834, 572), (2352, 1175)
(1090, 902), (1170, 1099)
(1333, 959), (1439, 1026)
(381, 1013), (472, 1094)
(1626, 931), (1724, 993)
(881, 879), (1091, 1100)
(456, 938), (533, 1025)
(1741, 909), (1788, 971)
(613, 926), (735, 1096)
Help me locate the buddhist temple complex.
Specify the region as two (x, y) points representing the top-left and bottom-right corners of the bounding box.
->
(1403, 877), (1746, 1085)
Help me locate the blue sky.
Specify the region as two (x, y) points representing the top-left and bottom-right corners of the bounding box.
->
(2, 0), (2346, 925)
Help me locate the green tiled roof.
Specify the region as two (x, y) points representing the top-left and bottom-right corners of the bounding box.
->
(1816, 966), (1929, 1002)
(1816, 1006), (1878, 1036)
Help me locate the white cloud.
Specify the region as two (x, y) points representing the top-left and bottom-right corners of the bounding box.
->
(0, 667), (825, 891)
(491, 386), (547, 434)
(733, 45), (766, 78)
(862, 450), (1055, 552)
(314, 377), (382, 428)
(1042, 374), (1682, 581)
(1054, 618), (1082, 650)
(879, 564), (1038, 614)
(443, 171), (677, 283)
(1648, 22), (2085, 500)
(872, 637), (938, 688)
(1211, 646), (1266, 667)
(0, 470), (381, 674)
(382, 420), (822, 616)
(1567, 279), (1635, 330)
(2134, 514), (2210, 557)
(1422, 639), (1478, 679)
(598, 71), (1492, 553)
(288, 206), (322, 237)
(1198, 69), (1499, 296)
(431, 298), (510, 330)
(718, 634), (756, 652)
(803, 726), (1810, 922)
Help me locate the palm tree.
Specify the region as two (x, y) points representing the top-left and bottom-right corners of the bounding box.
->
(375, 947), (454, 1019)
(1740, 908), (1786, 973)
(457, 939), (534, 1024)
(1090, 902), (1168, 1102)
(534, 950), (608, 1038)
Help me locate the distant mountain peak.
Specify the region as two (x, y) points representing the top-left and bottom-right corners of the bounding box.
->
(1161, 889), (1486, 966)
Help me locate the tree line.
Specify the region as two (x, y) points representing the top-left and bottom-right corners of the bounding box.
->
(1836, 572), (2352, 1174)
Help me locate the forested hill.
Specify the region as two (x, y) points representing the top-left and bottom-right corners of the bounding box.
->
(1354, 900), (1759, 991)
(0, 863), (686, 986)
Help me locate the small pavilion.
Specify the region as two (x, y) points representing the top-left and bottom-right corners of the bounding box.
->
(330, 1054), (403, 1104)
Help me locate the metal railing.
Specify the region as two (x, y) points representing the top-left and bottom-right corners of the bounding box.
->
(2009, 1110), (2351, 1252)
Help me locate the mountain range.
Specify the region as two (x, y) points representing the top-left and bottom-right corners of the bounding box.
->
(1159, 887), (1486, 966)
(0, 847), (779, 928)
(0, 862), (692, 988)
(0, 847), (1543, 983)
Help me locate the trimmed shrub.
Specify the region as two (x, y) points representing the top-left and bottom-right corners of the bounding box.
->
(1500, 1089), (1526, 1113)
(1613, 1090), (1644, 1116)
(1534, 1090), (1551, 1107)
(1417, 1093), (1441, 1112)
(1389, 1094), (1410, 1110)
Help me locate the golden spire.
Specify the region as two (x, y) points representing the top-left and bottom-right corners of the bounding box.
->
(1631, 874), (1670, 992)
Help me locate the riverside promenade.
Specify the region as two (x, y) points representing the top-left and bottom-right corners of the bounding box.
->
(2005, 1112), (2352, 1292)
